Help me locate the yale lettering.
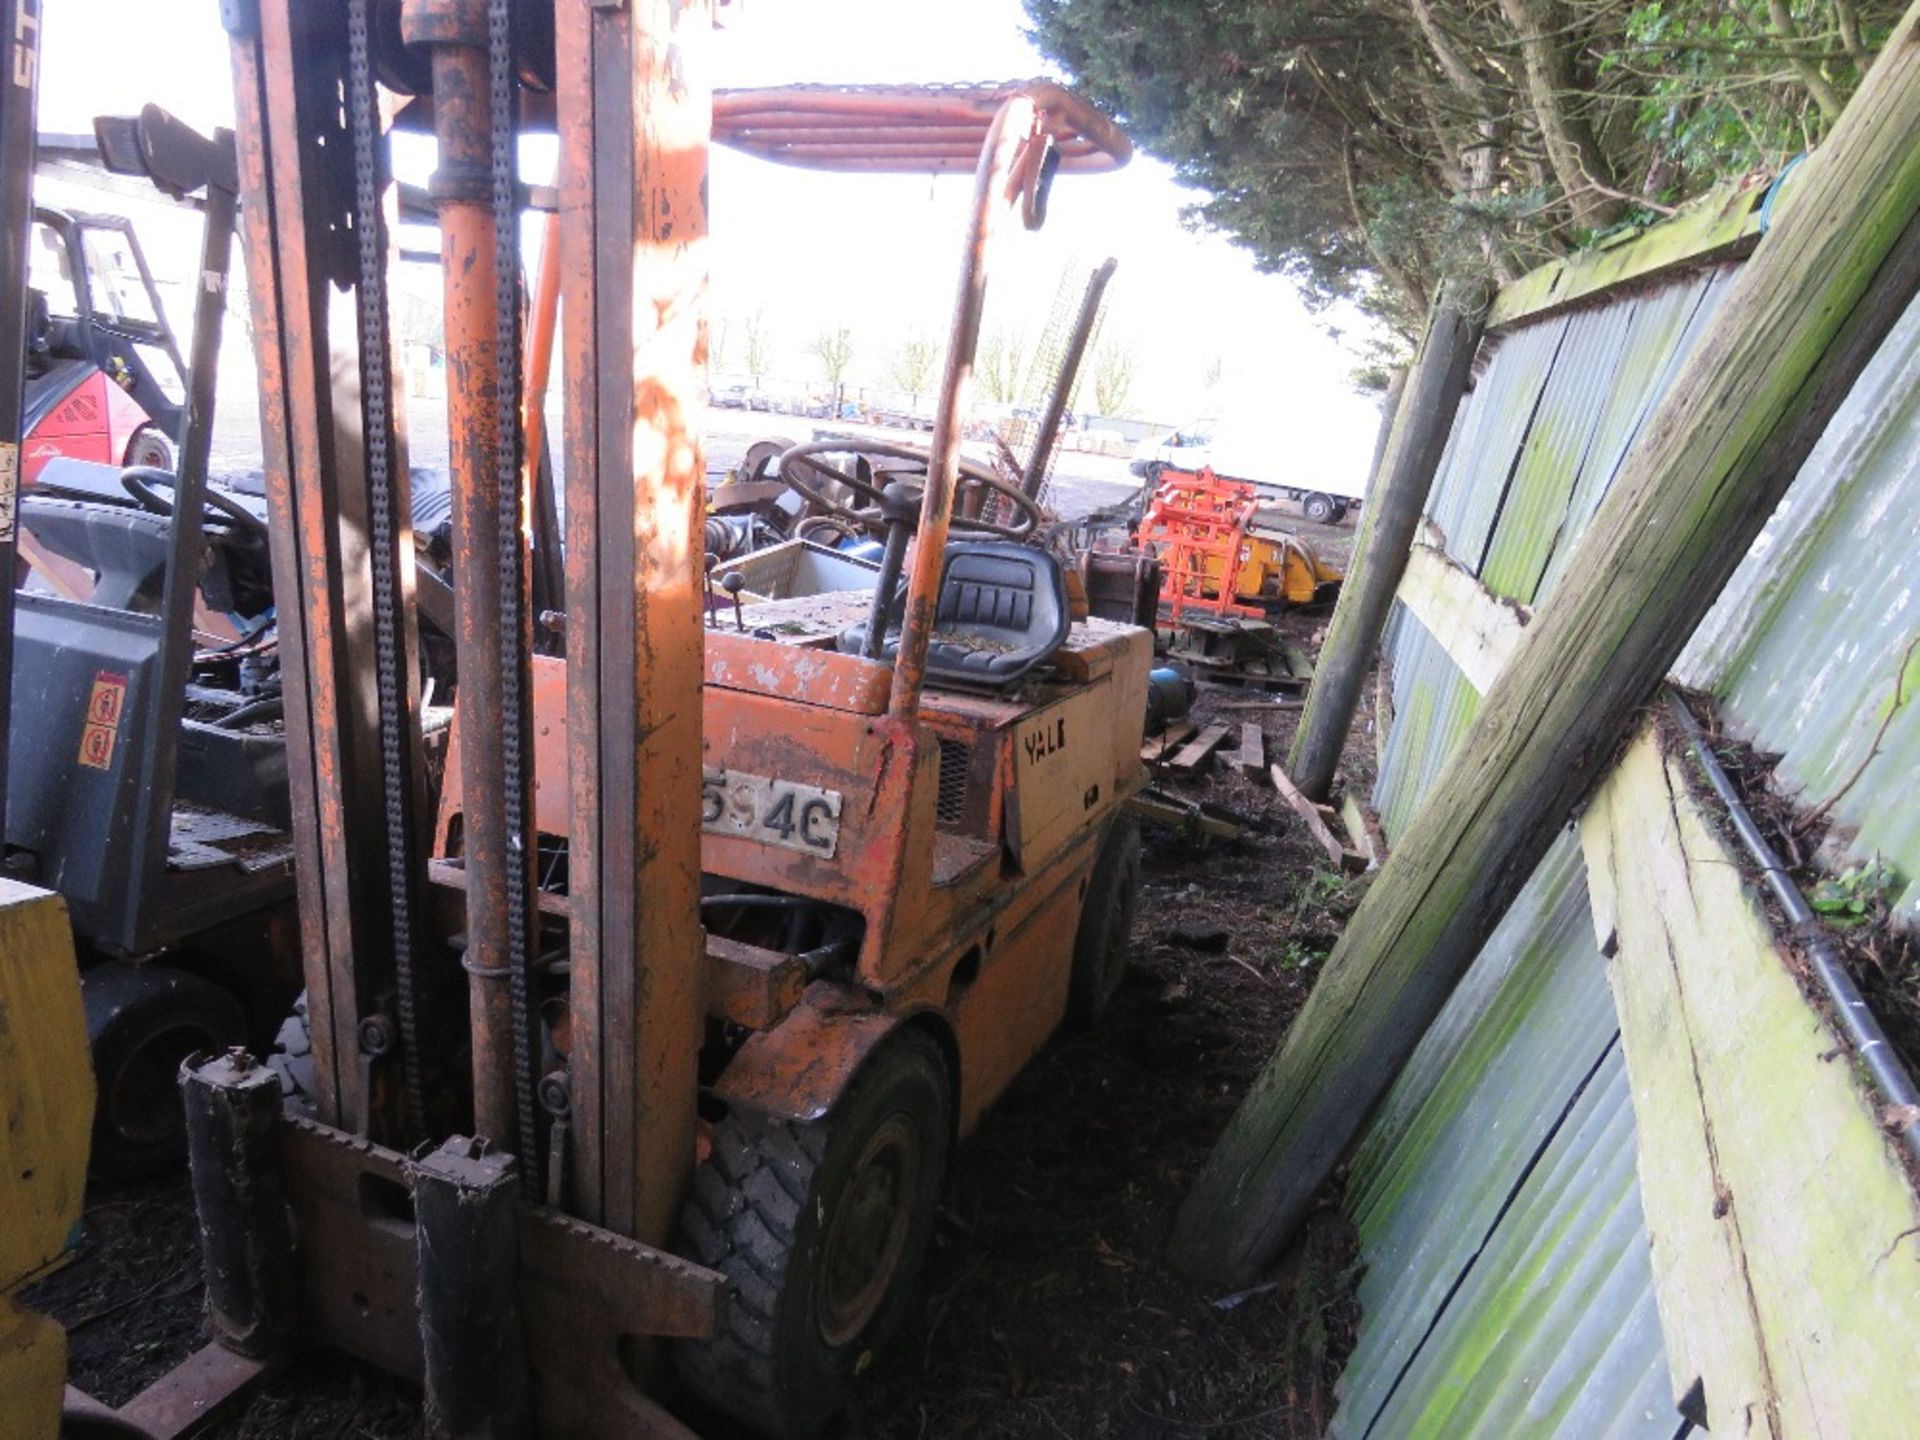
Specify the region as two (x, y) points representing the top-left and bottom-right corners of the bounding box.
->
(1022, 717), (1067, 766)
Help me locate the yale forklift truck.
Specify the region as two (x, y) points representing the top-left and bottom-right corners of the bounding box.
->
(37, 3), (1146, 1437)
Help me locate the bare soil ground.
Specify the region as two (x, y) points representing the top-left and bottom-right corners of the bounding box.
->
(27, 531), (1374, 1440)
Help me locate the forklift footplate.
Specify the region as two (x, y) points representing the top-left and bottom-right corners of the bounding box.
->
(281, 1118), (727, 1433)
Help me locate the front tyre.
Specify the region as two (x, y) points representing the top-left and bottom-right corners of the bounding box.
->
(673, 1030), (951, 1438)
(83, 961), (246, 1181)
(1302, 491), (1336, 523)
(1066, 816), (1142, 1027)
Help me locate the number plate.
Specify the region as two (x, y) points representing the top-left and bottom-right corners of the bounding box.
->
(702, 768), (844, 858)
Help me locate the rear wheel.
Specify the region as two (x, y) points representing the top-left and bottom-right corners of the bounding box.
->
(673, 1030), (951, 1438)
(83, 961), (246, 1181)
(1303, 491), (1336, 524)
(122, 424), (175, 473)
(1067, 816), (1142, 1027)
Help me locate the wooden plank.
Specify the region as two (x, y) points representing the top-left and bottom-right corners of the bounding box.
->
(1232, 722), (1265, 775)
(1141, 720), (1198, 763)
(1339, 792), (1387, 871)
(1289, 284), (1484, 800)
(1167, 722), (1232, 775)
(1126, 790), (1247, 842)
(1216, 697), (1304, 712)
(116, 1343), (269, 1440)
(1170, 20), (1920, 1284)
(1581, 733), (1920, 1436)
(1269, 765), (1362, 872)
(1396, 542), (1530, 694)
(1487, 178), (1778, 330)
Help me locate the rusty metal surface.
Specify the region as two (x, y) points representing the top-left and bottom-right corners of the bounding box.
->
(712, 80), (1130, 174)
(226, 0), (399, 1134)
(557, 0), (710, 1247)
(891, 93), (1052, 715)
(714, 983), (905, 1123)
(554, 0), (612, 1226)
(704, 936), (810, 1029)
(435, 653), (571, 853)
(404, 0), (530, 1155)
(277, 1118), (725, 1383)
(706, 627), (894, 715)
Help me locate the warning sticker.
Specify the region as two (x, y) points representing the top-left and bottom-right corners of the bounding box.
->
(77, 671), (129, 771)
(0, 440), (16, 543)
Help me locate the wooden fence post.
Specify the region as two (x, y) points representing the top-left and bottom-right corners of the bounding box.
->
(1170, 6), (1920, 1285)
(1289, 290), (1483, 801)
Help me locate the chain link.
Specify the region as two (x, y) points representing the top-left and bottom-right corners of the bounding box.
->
(344, 0), (426, 1138)
(488, 0), (540, 1197)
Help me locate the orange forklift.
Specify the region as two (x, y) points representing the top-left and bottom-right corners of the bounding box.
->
(54, 3), (1147, 1438)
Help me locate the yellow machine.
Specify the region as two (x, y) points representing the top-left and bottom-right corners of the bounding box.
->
(1136, 467), (1344, 619)
(0, 881), (93, 1440)
(1216, 526), (1345, 607)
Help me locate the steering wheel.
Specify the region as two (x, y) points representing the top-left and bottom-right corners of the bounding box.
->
(777, 439), (1041, 541)
(121, 466), (269, 538)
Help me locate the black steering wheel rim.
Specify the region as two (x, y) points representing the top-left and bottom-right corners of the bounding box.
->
(776, 440), (1040, 541)
(120, 465), (269, 538)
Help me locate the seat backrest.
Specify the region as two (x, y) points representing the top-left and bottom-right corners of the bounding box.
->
(935, 548), (1045, 634)
(836, 542), (1071, 690)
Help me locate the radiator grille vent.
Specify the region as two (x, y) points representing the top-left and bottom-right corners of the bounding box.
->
(935, 738), (971, 826)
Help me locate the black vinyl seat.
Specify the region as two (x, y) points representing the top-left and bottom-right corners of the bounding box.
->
(838, 542), (1070, 689)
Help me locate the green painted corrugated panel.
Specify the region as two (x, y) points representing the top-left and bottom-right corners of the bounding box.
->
(1356, 1053), (1673, 1440)
(1677, 292), (1920, 921)
(1344, 832), (1590, 1208)
(1478, 301), (1638, 602)
(1535, 269), (1736, 599)
(1373, 607), (1481, 841)
(1424, 318), (1572, 570)
(1333, 833), (1676, 1439)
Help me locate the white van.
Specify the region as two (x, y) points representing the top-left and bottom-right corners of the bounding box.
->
(1128, 425), (1365, 523)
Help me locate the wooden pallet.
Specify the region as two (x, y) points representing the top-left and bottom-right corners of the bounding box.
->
(1165, 723), (1233, 777)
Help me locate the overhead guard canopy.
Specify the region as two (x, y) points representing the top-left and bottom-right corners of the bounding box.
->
(384, 78), (1131, 176)
(712, 80), (1132, 174)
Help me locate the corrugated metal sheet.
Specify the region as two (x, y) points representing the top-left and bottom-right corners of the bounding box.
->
(1535, 269), (1737, 598)
(1332, 833), (1675, 1439)
(1424, 316), (1572, 571)
(1373, 605), (1480, 841)
(1357, 1053), (1672, 1440)
(1343, 265), (1761, 1440)
(1342, 242), (1919, 1440)
(1478, 301), (1638, 603)
(1677, 289), (1920, 922)
(1420, 266), (1742, 607)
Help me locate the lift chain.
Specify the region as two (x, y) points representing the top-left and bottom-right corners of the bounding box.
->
(345, 0), (427, 1138)
(489, 0), (542, 1198)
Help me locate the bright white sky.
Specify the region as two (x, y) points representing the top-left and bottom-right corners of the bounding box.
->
(35, 0), (1387, 488)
